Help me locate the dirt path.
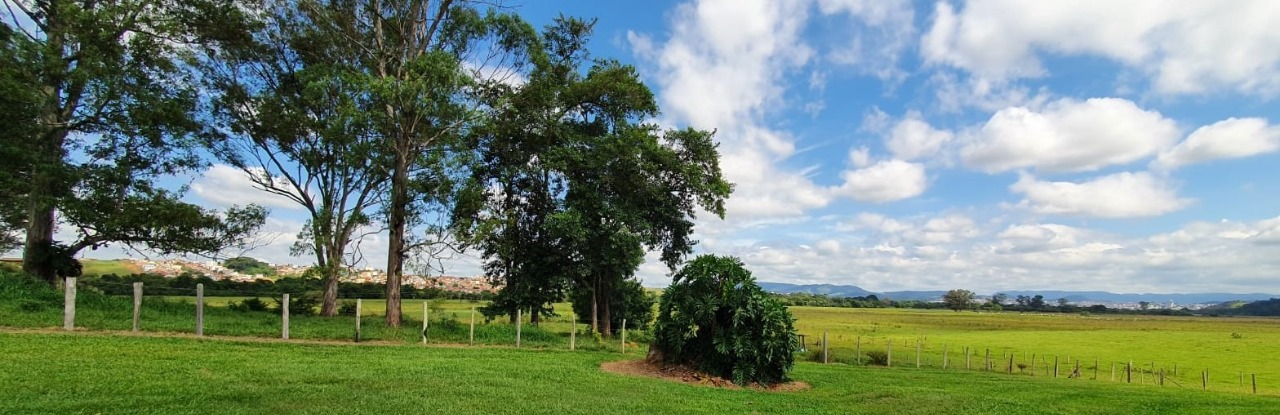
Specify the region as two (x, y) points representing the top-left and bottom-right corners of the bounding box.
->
(601, 359), (810, 392)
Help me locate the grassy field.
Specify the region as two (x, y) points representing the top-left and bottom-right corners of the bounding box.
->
(5, 272), (1280, 410)
(79, 259), (143, 276)
(1, 331), (1277, 415)
(788, 307), (1280, 393)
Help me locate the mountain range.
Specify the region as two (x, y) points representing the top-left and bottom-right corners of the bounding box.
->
(756, 282), (1280, 304)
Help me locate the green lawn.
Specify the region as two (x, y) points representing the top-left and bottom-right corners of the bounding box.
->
(1, 332), (1276, 415)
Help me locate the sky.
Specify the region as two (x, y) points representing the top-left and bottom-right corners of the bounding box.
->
(63, 0), (1280, 294)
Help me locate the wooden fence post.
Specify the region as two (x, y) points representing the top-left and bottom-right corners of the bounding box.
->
(132, 282), (142, 332)
(469, 306), (476, 346)
(1094, 358), (1099, 380)
(1240, 371), (1245, 386)
(887, 339), (892, 367)
(822, 331), (829, 364)
(965, 346), (971, 370)
(1127, 361), (1132, 383)
(1111, 362), (1116, 382)
(62, 276), (77, 331)
(1202, 370), (1207, 390)
(1160, 369), (1165, 386)
(516, 308), (522, 348)
(621, 319), (627, 354)
(1031, 354), (1036, 376)
(569, 311), (576, 351)
(282, 293), (290, 340)
(1053, 355), (1059, 378)
(855, 336), (862, 365)
(354, 298), (362, 343)
(195, 283), (204, 337)
(985, 349), (991, 372)
(916, 339), (922, 368)
(1252, 374), (1257, 394)
(942, 344), (948, 369)
(1008, 354), (1014, 374)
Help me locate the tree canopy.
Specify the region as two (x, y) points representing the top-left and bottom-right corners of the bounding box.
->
(3, 0), (266, 284)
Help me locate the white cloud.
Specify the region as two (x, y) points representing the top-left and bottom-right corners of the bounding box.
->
(630, 0), (827, 220)
(816, 0), (916, 82)
(922, 0), (1280, 96)
(835, 160), (927, 203)
(960, 98), (1179, 173)
(848, 146), (872, 168)
(886, 111), (954, 160)
(190, 164), (302, 210)
(1010, 172), (1191, 218)
(1153, 117), (1280, 170)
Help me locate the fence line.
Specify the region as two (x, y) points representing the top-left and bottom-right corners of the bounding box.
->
(801, 331), (1269, 396)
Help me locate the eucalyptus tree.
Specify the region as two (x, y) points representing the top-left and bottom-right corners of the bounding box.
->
(2, 0), (265, 283)
(202, 0), (391, 316)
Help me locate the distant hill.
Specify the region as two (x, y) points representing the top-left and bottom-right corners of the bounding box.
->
(756, 282), (874, 298)
(756, 282), (1279, 304)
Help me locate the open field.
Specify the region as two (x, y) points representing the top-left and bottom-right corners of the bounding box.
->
(79, 259), (143, 276)
(2, 331), (1276, 415)
(788, 307), (1280, 393)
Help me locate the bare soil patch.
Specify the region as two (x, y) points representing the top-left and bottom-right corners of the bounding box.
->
(600, 359), (810, 392)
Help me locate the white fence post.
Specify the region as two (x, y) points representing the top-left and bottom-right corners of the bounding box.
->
(422, 301), (428, 344)
(569, 311), (576, 351)
(63, 277), (76, 331)
(132, 282), (142, 332)
(516, 308), (522, 348)
(621, 319), (627, 354)
(355, 298), (362, 342)
(282, 293), (290, 340)
(195, 283), (204, 337)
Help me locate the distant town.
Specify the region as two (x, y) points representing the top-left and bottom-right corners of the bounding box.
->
(104, 258), (497, 295)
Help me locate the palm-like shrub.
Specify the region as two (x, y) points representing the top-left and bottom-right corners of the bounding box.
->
(652, 255), (797, 385)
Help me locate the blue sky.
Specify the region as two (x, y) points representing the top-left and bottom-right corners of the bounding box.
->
(73, 0), (1280, 294)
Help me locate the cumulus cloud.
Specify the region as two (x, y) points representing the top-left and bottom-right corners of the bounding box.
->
(191, 164), (302, 210)
(960, 98), (1179, 173)
(1009, 172), (1191, 218)
(630, 0), (829, 220)
(835, 160), (928, 203)
(922, 0), (1280, 96)
(885, 111), (954, 161)
(1153, 117), (1280, 170)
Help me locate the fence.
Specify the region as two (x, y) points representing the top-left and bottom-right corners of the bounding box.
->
(807, 330), (1270, 396)
(57, 277), (637, 353)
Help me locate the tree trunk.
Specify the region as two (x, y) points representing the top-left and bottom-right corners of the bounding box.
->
(22, 200), (56, 284)
(321, 267), (340, 317)
(590, 275), (599, 333)
(530, 308), (540, 326)
(601, 298), (612, 338)
(385, 144), (409, 327)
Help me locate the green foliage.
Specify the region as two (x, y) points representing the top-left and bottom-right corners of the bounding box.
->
(653, 255), (797, 386)
(570, 278), (655, 332)
(4, 0), (265, 282)
(338, 300), (358, 316)
(864, 350), (890, 366)
(275, 292), (322, 316)
(228, 297), (270, 312)
(221, 257), (275, 276)
(944, 289), (976, 311)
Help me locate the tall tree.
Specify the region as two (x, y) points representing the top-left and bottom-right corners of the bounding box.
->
(467, 18), (731, 332)
(202, 0), (390, 316)
(3, 0), (265, 283)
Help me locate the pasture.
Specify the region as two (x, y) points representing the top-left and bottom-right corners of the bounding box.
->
(1, 331), (1276, 415)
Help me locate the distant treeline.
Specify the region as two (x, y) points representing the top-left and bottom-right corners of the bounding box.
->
(84, 273), (495, 301)
(769, 292), (1199, 316)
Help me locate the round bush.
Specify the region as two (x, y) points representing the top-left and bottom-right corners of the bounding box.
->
(652, 255), (797, 385)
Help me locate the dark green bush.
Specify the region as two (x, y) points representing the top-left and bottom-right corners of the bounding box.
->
(274, 292), (321, 316)
(864, 350), (889, 366)
(228, 297), (269, 312)
(652, 255), (798, 386)
(338, 300), (358, 316)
